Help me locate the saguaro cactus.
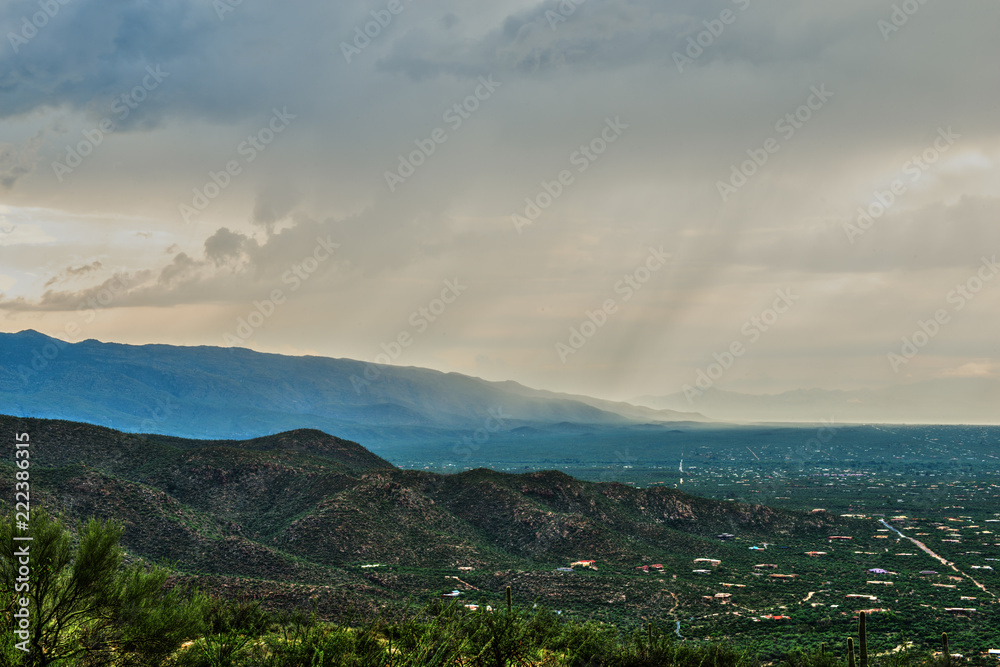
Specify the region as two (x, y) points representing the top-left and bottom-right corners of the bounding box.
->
(942, 632), (950, 667)
(848, 637), (856, 667)
(859, 611), (868, 667)
(506, 585), (512, 613)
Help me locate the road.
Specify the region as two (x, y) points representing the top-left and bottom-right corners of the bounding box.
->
(878, 519), (994, 599)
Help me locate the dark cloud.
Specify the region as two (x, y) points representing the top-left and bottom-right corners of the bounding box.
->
(251, 184), (299, 232)
(157, 252), (202, 287)
(0, 127), (48, 190)
(43, 260), (104, 287)
(2, 0), (999, 403)
(204, 227), (252, 266)
(1, 269), (153, 311)
(0, 0), (335, 127)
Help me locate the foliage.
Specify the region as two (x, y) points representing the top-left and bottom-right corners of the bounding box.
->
(0, 508), (207, 666)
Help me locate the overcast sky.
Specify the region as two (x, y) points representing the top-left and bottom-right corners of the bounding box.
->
(1, 0), (998, 406)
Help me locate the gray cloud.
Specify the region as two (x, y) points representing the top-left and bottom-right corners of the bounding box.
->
(43, 260), (104, 287)
(1, 0), (999, 410)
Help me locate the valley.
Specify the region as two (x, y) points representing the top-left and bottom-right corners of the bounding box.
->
(2, 414), (998, 661)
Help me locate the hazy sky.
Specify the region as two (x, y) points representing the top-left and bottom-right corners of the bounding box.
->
(1, 0), (998, 404)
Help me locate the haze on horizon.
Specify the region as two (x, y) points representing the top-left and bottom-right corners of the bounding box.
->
(1, 1), (998, 418)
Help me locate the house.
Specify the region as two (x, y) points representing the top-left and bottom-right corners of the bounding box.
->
(694, 558), (721, 566)
(650, 564), (663, 570)
(458, 566), (474, 571)
(570, 560), (597, 569)
(769, 574), (798, 580)
(693, 569), (711, 574)
(754, 564), (778, 569)
(846, 594), (878, 601)
(829, 536), (853, 540)
(556, 567), (574, 572)
(868, 568), (889, 574)
(714, 593), (732, 599)
(919, 570), (938, 575)
(636, 565), (649, 573)
(867, 581), (894, 586)
(944, 608), (977, 615)
(717, 533), (736, 540)
(442, 590), (462, 598)
(805, 551), (827, 557)
(986, 649), (999, 657)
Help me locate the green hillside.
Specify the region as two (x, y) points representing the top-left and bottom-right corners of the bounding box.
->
(2, 414), (997, 658)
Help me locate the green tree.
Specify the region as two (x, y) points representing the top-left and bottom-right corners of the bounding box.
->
(1, 508), (207, 666)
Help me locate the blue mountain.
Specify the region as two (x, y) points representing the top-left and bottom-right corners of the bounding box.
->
(0, 330), (705, 449)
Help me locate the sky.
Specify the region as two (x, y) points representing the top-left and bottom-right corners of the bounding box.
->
(1, 0), (999, 407)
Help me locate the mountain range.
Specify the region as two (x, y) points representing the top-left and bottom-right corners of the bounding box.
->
(632, 380), (1000, 425)
(0, 330), (705, 449)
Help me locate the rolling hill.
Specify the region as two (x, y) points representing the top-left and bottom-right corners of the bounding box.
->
(0, 414), (852, 620)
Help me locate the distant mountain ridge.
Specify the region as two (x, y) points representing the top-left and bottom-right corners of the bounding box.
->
(632, 380), (1000, 425)
(0, 330), (706, 445)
